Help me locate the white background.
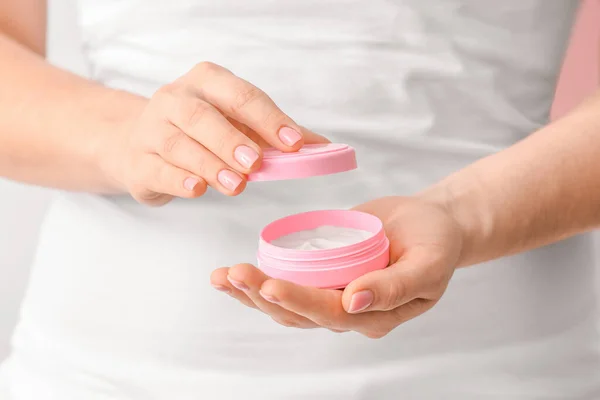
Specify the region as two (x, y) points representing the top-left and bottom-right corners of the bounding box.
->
(0, 0), (86, 361)
(0, 1), (598, 362)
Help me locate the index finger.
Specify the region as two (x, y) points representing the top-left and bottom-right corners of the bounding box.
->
(180, 62), (304, 152)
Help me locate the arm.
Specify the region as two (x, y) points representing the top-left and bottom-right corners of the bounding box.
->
(211, 96), (600, 336)
(0, 1), (322, 202)
(212, 76), (600, 337)
(0, 0), (145, 193)
(424, 89), (600, 267)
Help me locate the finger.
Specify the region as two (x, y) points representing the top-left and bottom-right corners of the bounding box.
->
(261, 279), (417, 337)
(228, 120), (330, 149)
(227, 264), (318, 329)
(226, 118), (270, 148)
(342, 264), (416, 314)
(153, 125), (247, 196)
(259, 279), (359, 331)
(365, 299), (433, 339)
(133, 154), (208, 201)
(299, 126), (331, 145)
(342, 247), (450, 313)
(156, 88), (263, 174)
(392, 298), (436, 325)
(134, 193), (174, 207)
(329, 329), (350, 333)
(210, 267), (258, 310)
(181, 62), (305, 151)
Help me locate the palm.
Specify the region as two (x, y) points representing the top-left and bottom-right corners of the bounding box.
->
(353, 196), (462, 274)
(212, 195), (465, 338)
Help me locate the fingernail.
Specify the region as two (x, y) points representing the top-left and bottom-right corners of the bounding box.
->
(218, 170), (243, 191)
(259, 290), (279, 304)
(278, 126), (302, 146)
(212, 284), (231, 294)
(234, 145), (260, 169)
(227, 276), (249, 291)
(183, 177), (200, 191)
(348, 290), (374, 314)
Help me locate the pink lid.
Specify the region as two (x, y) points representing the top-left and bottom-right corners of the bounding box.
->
(247, 143), (357, 182)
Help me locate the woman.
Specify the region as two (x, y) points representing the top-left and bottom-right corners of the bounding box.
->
(1, 0), (599, 399)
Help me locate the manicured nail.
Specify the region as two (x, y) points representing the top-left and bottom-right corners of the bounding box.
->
(212, 284), (231, 294)
(227, 276), (249, 291)
(259, 290), (279, 304)
(278, 126), (302, 146)
(348, 290), (374, 313)
(183, 177), (200, 191)
(234, 145), (260, 169)
(218, 170), (243, 191)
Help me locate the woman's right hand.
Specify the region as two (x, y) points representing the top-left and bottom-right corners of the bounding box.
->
(101, 62), (328, 206)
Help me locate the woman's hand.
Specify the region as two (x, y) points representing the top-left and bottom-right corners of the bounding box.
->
(101, 62), (328, 205)
(210, 195), (464, 338)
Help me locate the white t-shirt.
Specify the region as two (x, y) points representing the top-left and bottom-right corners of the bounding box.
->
(3, 1), (600, 399)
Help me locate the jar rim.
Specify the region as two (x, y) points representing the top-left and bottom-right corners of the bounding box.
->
(258, 209), (386, 261)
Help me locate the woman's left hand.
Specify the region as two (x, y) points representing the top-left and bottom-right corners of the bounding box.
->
(210, 195), (464, 338)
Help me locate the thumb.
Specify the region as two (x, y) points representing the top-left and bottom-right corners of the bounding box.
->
(299, 126), (331, 144)
(342, 260), (420, 314)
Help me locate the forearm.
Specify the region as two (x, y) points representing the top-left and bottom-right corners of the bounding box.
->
(422, 90), (600, 267)
(0, 33), (146, 193)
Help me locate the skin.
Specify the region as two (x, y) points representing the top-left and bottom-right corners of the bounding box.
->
(212, 91), (600, 337)
(0, 1), (328, 205)
(0, 0), (46, 55)
(2, 2), (600, 338)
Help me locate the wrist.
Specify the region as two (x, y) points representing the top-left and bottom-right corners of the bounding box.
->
(418, 173), (491, 268)
(92, 89), (147, 194)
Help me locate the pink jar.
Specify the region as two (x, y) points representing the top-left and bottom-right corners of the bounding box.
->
(257, 209), (390, 289)
(248, 143), (391, 289)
